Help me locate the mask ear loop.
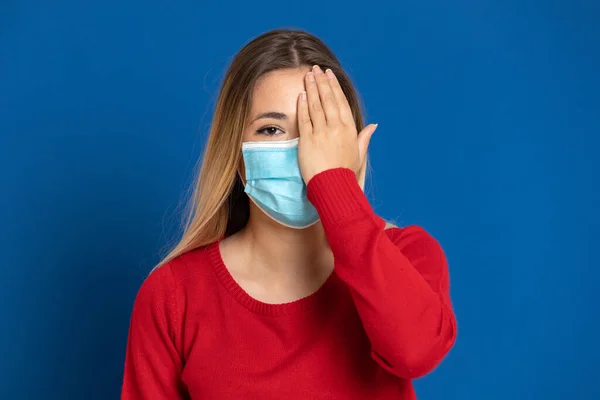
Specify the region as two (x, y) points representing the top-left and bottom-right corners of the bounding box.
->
(224, 152), (250, 237)
(236, 159), (246, 188)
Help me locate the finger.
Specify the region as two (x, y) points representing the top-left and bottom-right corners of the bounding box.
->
(305, 71), (326, 133)
(357, 124), (377, 164)
(324, 68), (354, 126)
(297, 91), (312, 137)
(312, 65), (340, 125)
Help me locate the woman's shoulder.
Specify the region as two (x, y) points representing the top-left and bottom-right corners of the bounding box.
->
(159, 243), (217, 279)
(380, 220), (448, 273)
(126, 243), (220, 342)
(137, 242), (220, 305)
(381, 219), (441, 247)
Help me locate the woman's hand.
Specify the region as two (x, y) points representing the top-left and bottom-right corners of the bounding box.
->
(297, 64), (378, 185)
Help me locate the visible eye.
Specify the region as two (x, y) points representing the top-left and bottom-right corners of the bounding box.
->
(256, 126), (284, 136)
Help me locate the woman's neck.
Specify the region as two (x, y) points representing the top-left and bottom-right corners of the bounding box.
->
(235, 208), (332, 280)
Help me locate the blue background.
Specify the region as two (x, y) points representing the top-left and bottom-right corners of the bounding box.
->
(1, 1), (598, 399)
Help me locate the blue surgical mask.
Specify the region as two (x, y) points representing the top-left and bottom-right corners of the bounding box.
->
(241, 138), (320, 229)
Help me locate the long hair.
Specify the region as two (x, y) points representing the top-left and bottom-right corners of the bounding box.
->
(153, 28), (370, 271)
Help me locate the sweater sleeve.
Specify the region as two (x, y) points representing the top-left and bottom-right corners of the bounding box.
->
(306, 168), (457, 379)
(121, 263), (186, 399)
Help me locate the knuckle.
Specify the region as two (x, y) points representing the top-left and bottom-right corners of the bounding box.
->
(331, 125), (343, 134)
(330, 121), (342, 130)
(311, 102), (322, 112)
(323, 92), (336, 104)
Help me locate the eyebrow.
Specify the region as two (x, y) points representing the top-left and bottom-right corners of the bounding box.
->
(251, 111), (288, 123)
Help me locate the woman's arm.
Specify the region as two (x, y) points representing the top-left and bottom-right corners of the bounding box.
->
(121, 264), (186, 399)
(307, 167), (457, 379)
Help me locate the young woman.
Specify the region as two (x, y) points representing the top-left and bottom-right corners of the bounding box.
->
(121, 28), (457, 400)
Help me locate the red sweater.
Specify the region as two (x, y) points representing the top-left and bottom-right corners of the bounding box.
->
(121, 168), (457, 399)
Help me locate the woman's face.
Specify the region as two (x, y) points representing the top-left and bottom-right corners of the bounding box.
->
(242, 66), (312, 143)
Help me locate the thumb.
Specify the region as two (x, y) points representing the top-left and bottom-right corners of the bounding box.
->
(357, 123), (377, 160)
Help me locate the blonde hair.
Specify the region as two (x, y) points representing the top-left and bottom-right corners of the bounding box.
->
(153, 28), (371, 271)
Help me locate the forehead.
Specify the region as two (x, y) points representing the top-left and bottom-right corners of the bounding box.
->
(248, 67), (311, 116)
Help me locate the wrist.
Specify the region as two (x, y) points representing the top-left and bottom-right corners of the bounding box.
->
(306, 168), (373, 225)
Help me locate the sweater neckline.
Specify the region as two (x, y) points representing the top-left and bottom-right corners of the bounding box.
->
(206, 240), (337, 317)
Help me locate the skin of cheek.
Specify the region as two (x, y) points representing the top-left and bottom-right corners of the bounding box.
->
(238, 161), (247, 186)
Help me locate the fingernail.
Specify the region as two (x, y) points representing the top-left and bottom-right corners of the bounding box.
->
(300, 91), (306, 100)
(373, 123), (378, 130)
(325, 69), (335, 79)
(307, 72), (315, 82)
(313, 65), (323, 74)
